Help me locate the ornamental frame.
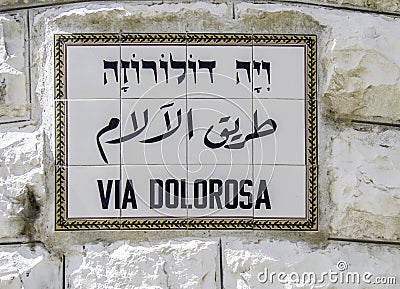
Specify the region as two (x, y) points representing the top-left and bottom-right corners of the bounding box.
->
(54, 33), (317, 231)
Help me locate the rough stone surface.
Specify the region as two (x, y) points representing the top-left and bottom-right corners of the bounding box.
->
(223, 237), (400, 288)
(322, 30), (400, 123)
(0, 1), (397, 289)
(289, 0), (400, 14)
(0, 0), (83, 11)
(235, 4), (326, 35)
(24, 0), (398, 246)
(66, 239), (219, 289)
(0, 130), (44, 240)
(1, 0), (400, 15)
(0, 13), (29, 124)
(328, 126), (400, 241)
(236, 3), (400, 123)
(0, 244), (61, 289)
(235, 2), (400, 240)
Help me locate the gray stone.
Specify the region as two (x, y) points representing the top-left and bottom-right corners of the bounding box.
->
(235, 3), (326, 35)
(236, 3), (400, 123)
(0, 0), (83, 11)
(328, 126), (400, 241)
(66, 239), (219, 289)
(223, 237), (400, 288)
(0, 13), (29, 124)
(1, 0), (400, 16)
(287, 0), (400, 14)
(324, 48), (400, 123)
(0, 131), (44, 240)
(0, 244), (61, 289)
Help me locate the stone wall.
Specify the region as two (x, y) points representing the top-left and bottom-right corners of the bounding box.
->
(1, 0), (400, 15)
(0, 1), (399, 288)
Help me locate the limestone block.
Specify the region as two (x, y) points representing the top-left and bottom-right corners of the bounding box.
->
(235, 3), (400, 123)
(341, 0), (399, 13)
(286, 0), (400, 14)
(0, 244), (61, 289)
(234, 3), (325, 34)
(66, 239), (219, 289)
(328, 127), (400, 241)
(1, 0), (399, 15)
(0, 131), (44, 239)
(314, 8), (400, 123)
(0, 0), (79, 10)
(323, 47), (400, 122)
(0, 13), (29, 123)
(32, 2), (231, 34)
(223, 237), (400, 288)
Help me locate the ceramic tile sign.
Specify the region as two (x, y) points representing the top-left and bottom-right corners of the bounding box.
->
(54, 33), (317, 231)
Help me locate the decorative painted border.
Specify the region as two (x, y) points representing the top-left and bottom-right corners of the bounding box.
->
(252, 34), (318, 230)
(54, 33), (317, 231)
(54, 34), (122, 230)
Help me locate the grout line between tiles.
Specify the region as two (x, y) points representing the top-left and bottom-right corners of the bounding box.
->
(251, 32), (255, 228)
(119, 31), (122, 225)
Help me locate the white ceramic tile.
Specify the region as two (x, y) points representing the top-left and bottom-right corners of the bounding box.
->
(121, 165), (188, 218)
(120, 45), (186, 99)
(187, 45), (252, 98)
(187, 165), (253, 218)
(187, 99), (252, 165)
(66, 45), (120, 99)
(66, 165), (121, 219)
(66, 100), (120, 166)
(121, 99), (186, 165)
(253, 45), (305, 99)
(253, 99), (306, 165)
(253, 165), (306, 218)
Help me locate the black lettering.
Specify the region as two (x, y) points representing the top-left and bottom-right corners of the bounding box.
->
(180, 179), (188, 209)
(165, 179), (179, 209)
(150, 179), (163, 209)
(194, 179), (207, 209)
(225, 179), (238, 209)
(97, 179), (113, 209)
(209, 179), (223, 209)
(103, 60), (118, 84)
(239, 179), (252, 209)
(255, 180), (271, 209)
(122, 179), (137, 209)
(115, 179), (120, 209)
